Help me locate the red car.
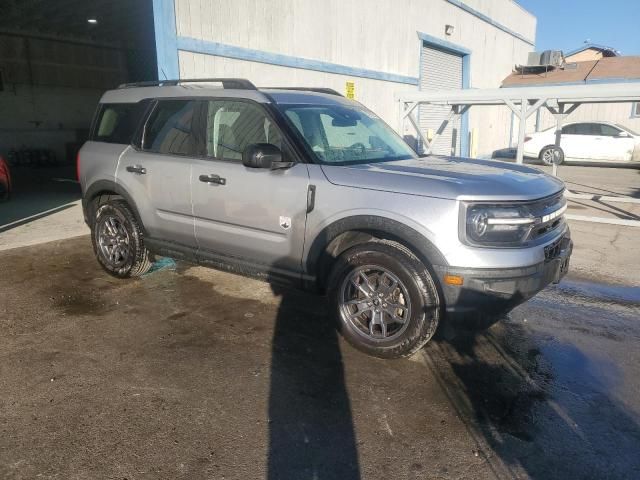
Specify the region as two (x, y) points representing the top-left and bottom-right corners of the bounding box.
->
(0, 155), (11, 201)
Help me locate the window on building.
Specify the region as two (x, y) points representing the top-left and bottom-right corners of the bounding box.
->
(204, 100), (282, 161)
(143, 100), (201, 156)
(632, 102), (640, 118)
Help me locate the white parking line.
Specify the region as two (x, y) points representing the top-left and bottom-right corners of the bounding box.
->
(566, 191), (640, 204)
(566, 214), (640, 227)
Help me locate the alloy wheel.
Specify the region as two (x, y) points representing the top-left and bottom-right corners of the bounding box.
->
(339, 265), (412, 342)
(97, 214), (131, 268)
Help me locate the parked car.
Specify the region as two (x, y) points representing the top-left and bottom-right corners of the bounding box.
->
(523, 121), (640, 165)
(0, 155), (11, 201)
(79, 79), (572, 359)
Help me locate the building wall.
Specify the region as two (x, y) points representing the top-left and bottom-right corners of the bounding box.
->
(565, 49), (604, 63)
(0, 33), (128, 162)
(161, 0), (536, 157)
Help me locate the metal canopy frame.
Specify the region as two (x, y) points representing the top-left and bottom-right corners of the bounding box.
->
(396, 82), (640, 173)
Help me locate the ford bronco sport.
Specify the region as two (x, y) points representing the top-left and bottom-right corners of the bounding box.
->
(79, 78), (572, 359)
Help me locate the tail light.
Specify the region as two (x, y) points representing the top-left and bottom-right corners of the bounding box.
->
(76, 150), (81, 182)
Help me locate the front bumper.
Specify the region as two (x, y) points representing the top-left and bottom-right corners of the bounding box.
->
(435, 235), (572, 320)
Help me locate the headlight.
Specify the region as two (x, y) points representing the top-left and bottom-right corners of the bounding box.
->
(464, 204), (536, 246)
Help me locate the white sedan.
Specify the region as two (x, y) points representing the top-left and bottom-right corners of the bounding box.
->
(523, 122), (640, 165)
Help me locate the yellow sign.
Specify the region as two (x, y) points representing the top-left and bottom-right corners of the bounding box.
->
(345, 81), (355, 99)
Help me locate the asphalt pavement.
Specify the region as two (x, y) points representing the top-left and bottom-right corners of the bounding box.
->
(1, 237), (639, 479)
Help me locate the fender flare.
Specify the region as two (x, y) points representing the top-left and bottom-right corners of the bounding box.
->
(82, 179), (145, 230)
(306, 215), (448, 288)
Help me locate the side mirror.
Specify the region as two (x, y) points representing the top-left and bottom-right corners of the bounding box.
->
(617, 131), (631, 138)
(242, 143), (282, 169)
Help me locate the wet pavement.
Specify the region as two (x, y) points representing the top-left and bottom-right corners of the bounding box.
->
(0, 237), (639, 479)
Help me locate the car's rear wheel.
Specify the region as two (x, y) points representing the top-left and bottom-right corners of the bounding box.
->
(539, 145), (564, 166)
(328, 241), (441, 359)
(91, 199), (153, 278)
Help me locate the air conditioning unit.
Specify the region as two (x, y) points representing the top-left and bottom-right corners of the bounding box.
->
(527, 50), (564, 67)
(527, 52), (542, 66)
(540, 50), (564, 67)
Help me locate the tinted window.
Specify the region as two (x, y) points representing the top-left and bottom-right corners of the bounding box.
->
(93, 102), (149, 144)
(204, 100), (282, 161)
(563, 123), (600, 135)
(599, 124), (621, 136)
(143, 100), (201, 156)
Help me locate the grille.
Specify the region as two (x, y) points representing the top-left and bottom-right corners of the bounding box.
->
(528, 192), (566, 241)
(544, 236), (563, 261)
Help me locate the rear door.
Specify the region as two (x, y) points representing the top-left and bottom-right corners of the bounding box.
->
(117, 99), (202, 247)
(191, 99), (310, 277)
(560, 124), (592, 160)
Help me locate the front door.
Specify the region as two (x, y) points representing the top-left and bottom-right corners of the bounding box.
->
(594, 123), (635, 162)
(191, 99), (310, 278)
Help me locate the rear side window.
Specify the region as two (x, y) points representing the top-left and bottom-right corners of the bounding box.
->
(92, 101), (149, 144)
(142, 100), (202, 156)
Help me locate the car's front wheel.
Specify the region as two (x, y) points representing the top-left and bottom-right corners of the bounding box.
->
(91, 199), (153, 278)
(328, 241), (441, 359)
(539, 145), (564, 166)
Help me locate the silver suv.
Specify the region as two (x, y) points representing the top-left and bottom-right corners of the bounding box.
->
(79, 78), (572, 359)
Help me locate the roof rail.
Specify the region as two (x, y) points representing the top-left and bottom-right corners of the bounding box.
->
(117, 78), (257, 90)
(262, 87), (343, 97)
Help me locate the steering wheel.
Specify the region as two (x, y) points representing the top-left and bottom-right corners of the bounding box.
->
(347, 142), (367, 155)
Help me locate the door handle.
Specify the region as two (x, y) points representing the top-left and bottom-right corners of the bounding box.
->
(126, 165), (146, 174)
(199, 174), (226, 185)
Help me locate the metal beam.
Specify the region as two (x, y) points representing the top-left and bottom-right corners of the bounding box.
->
(395, 82), (640, 106)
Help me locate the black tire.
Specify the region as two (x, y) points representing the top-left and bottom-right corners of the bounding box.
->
(91, 199), (153, 278)
(327, 241), (441, 359)
(539, 145), (564, 166)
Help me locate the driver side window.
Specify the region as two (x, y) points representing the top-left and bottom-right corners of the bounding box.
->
(205, 100), (283, 161)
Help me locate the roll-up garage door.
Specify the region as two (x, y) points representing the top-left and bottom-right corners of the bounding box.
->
(419, 45), (463, 156)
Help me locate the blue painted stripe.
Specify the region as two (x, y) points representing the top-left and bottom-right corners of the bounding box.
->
(417, 32), (472, 56)
(176, 36), (419, 85)
(152, 0), (179, 80)
(445, 0), (535, 47)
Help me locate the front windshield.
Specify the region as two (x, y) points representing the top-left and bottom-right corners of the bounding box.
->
(278, 103), (417, 165)
(617, 124), (639, 136)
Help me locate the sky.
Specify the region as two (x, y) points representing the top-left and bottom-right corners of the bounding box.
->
(516, 0), (640, 56)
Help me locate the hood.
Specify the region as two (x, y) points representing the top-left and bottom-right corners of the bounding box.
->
(320, 156), (565, 201)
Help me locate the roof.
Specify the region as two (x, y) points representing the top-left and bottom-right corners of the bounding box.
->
(565, 43), (621, 58)
(502, 56), (640, 88)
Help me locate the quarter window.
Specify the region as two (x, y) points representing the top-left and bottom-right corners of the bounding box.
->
(632, 102), (640, 118)
(143, 100), (202, 156)
(93, 101), (149, 144)
(204, 100), (283, 161)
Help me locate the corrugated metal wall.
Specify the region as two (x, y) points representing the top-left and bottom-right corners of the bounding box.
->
(419, 46), (462, 155)
(172, 0), (537, 157)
